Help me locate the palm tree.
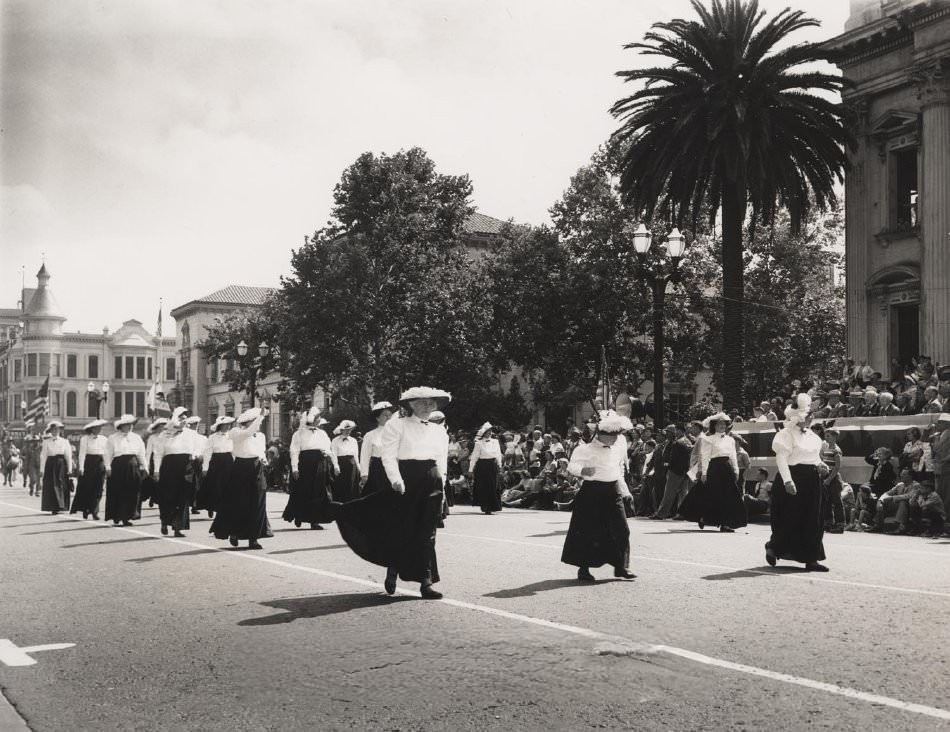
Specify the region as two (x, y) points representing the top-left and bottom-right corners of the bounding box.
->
(610, 0), (852, 410)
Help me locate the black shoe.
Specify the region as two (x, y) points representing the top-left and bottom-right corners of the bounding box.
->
(161, 524), (168, 535)
(173, 530), (185, 537)
(92, 513), (99, 521)
(765, 545), (777, 567)
(719, 526), (734, 533)
(190, 508), (200, 515)
(248, 541), (263, 550)
(294, 520), (302, 528)
(420, 585), (442, 600)
(384, 575), (397, 595)
(613, 567), (636, 579)
(229, 536), (238, 547)
(310, 523), (323, 530)
(649, 514), (666, 520)
(698, 519), (704, 530)
(207, 511), (214, 519)
(123, 521), (133, 526)
(806, 562), (829, 572)
(113, 520), (120, 526)
(82, 511), (88, 519)
(51, 511), (59, 515)
(577, 568), (596, 583)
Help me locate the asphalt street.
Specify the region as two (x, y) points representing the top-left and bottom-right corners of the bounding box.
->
(1, 481), (948, 731)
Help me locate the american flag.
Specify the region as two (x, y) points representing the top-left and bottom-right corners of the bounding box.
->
(24, 374), (50, 426)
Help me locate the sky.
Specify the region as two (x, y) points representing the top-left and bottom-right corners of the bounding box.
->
(1, 0), (850, 334)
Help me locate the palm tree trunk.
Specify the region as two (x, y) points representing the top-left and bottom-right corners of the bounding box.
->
(720, 181), (746, 410)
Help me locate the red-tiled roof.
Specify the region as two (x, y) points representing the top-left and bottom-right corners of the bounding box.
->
(464, 212), (507, 236)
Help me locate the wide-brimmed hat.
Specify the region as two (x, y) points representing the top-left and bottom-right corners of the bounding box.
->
(147, 418), (169, 434)
(370, 401), (395, 415)
(784, 393), (814, 426)
(114, 414), (137, 429)
(703, 412), (732, 429)
(171, 406), (190, 422)
(184, 415), (201, 426)
(338, 420), (356, 431)
(429, 410), (445, 424)
(83, 419), (108, 432)
(475, 422), (493, 439)
(211, 416), (235, 431)
(46, 419), (65, 430)
(596, 411), (633, 435)
(236, 407), (261, 424)
(398, 386), (452, 408)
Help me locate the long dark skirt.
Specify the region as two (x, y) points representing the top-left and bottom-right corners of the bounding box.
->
(472, 458), (502, 513)
(768, 464), (826, 563)
(360, 455), (391, 497)
(140, 454), (157, 505)
(332, 455), (360, 503)
(105, 455), (142, 522)
(283, 449), (334, 524)
(196, 452), (233, 512)
(561, 480), (630, 569)
(211, 457), (272, 541)
(335, 459), (442, 584)
(71, 455), (105, 515)
(677, 457), (747, 529)
(157, 453), (195, 530)
(41, 455), (70, 512)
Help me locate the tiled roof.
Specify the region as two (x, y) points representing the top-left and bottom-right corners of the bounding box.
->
(0, 308), (23, 318)
(190, 285), (275, 306)
(463, 212), (507, 236)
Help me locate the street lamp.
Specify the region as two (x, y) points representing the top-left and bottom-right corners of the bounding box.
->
(87, 381), (110, 419)
(630, 224), (689, 428)
(235, 340), (270, 408)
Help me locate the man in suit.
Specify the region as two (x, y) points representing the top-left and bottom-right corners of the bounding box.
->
(933, 414), (950, 509)
(651, 423), (693, 520)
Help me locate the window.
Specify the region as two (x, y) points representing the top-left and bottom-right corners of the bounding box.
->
(135, 356), (145, 380)
(52, 354), (61, 377)
(890, 147), (918, 231)
(50, 390), (60, 416)
(225, 399), (234, 418)
(125, 391), (135, 415)
(125, 356), (134, 380)
(147, 357), (152, 381)
(66, 391), (77, 417)
(88, 355), (99, 379)
(181, 355), (190, 383)
(39, 353), (50, 376)
(210, 358), (219, 382)
(114, 393), (122, 418)
(135, 391), (146, 417)
(114, 356), (123, 379)
(14, 359), (21, 382)
(13, 396), (21, 420)
(66, 354), (78, 378)
(165, 358), (176, 382)
(88, 394), (99, 418)
(27, 353), (37, 377)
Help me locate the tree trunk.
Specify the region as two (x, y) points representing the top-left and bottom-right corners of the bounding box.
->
(720, 181), (746, 411)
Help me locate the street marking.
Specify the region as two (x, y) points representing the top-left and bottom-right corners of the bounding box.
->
(3, 501), (950, 722)
(439, 532), (950, 599)
(0, 639), (75, 667)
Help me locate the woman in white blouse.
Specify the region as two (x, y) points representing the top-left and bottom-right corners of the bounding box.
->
(358, 402), (396, 496)
(331, 420), (361, 503)
(141, 418), (168, 508)
(561, 411), (636, 582)
(676, 412), (747, 532)
(104, 414), (147, 526)
(70, 419), (109, 520)
(283, 407), (337, 530)
(210, 407), (273, 549)
(766, 394), (830, 571)
(155, 408), (199, 537)
(197, 416), (235, 519)
(469, 422), (503, 514)
(335, 387), (451, 599)
(39, 420), (73, 515)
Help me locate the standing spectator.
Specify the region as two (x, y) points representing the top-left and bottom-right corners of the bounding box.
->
(932, 414), (950, 508)
(864, 447), (897, 497)
(651, 424), (692, 520)
(900, 428), (926, 477)
(734, 434), (751, 489)
(908, 478), (945, 537)
(820, 428), (846, 533)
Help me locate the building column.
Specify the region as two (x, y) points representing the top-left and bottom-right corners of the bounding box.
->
(918, 60), (950, 363)
(844, 97), (871, 361)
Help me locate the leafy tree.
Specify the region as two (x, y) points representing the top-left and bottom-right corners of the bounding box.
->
(610, 0), (852, 411)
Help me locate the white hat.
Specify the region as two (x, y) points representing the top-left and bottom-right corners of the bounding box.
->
(317, 417), (329, 427)
(784, 393), (813, 426)
(114, 414), (137, 429)
(147, 418), (169, 434)
(429, 410), (445, 424)
(338, 420), (356, 431)
(211, 416), (235, 431)
(476, 422), (493, 439)
(303, 406), (321, 427)
(398, 386), (452, 407)
(171, 406), (190, 422)
(237, 407), (261, 424)
(596, 411), (633, 435)
(83, 419), (108, 432)
(371, 401), (395, 414)
(46, 419), (65, 430)
(333, 425), (342, 435)
(184, 416), (201, 426)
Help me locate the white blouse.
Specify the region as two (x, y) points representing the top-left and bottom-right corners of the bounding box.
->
(105, 431), (147, 468)
(359, 426), (385, 478)
(468, 438), (503, 470)
(145, 433), (165, 470)
(79, 434), (108, 463)
(567, 440), (625, 483)
(331, 435), (359, 459)
(380, 415), (449, 486)
(699, 433), (739, 476)
(231, 414), (267, 460)
(290, 428), (336, 473)
(202, 431), (233, 472)
(40, 436), (73, 474)
(771, 427), (824, 484)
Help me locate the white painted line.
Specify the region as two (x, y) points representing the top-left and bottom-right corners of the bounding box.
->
(0, 639), (75, 667)
(3, 501), (950, 722)
(439, 532), (950, 599)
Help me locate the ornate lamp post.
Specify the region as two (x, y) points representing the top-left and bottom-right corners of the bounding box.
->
(87, 381), (110, 419)
(631, 224), (688, 428)
(236, 340), (270, 408)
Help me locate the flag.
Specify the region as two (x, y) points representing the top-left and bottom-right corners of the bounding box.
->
(156, 301), (162, 337)
(24, 375), (50, 426)
(147, 382), (171, 418)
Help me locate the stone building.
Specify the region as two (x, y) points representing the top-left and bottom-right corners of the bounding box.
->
(0, 265), (176, 434)
(825, 0), (950, 371)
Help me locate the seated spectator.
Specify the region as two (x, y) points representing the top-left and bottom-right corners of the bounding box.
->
(922, 385), (945, 414)
(864, 447), (897, 497)
(900, 428), (925, 475)
(743, 468), (771, 517)
(908, 479), (946, 537)
(877, 391), (902, 416)
(857, 387), (880, 416)
(752, 406), (767, 422)
(849, 484), (876, 531)
(846, 389), (864, 416)
(871, 468), (919, 533)
(840, 482), (855, 527)
(895, 389), (915, 415)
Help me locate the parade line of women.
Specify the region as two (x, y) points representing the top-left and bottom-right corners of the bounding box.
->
(31, 386), (832, 600)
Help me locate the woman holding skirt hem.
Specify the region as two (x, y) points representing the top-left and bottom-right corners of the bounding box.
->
(71, 419), (108, 519)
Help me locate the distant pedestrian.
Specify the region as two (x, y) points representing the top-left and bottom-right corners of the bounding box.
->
(184, 416), (207, 515)
(469, 422), (503, 515)
(283, 407), (336, 529)
(104, 415), (146, 526)
(331, 421), (360, 502)
(155, 408), (200, 537)
(197, 416), (235, 519)
(39, 421), (72, 515)
(71, 419), (108, 520)
(142, 418), (169, 508)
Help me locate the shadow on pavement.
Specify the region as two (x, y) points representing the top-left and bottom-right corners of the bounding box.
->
(702, 566), (808, 581)
(527, 530), (567, 538)
(21, 524), (108, 535)
(63, 536), (161, 548)
(267, 544), (347, 555)
(127, 548), (218, 563)
(239, 593), (412, 625)
(5, 519), (84, 527)
(484, 577), (623, 599)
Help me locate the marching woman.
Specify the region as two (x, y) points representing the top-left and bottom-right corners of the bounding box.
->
(39, 420), (73, 515)
(198, 416), (234, 519)
(155, 408), (199, 537)
(142, 418), (168, 508)
(767, 394), (831, 571)
(331, 421), (361, 502)
(358, 401), (396, 496)
(104, 414), (147, 526)
(71, 419), (108, 519)
(185, 416), (207, 516)
(335, 387), (450, 599)
(677, 413), (747, 532)
(211, 407), (272, 549)
(283, 407), (337, 529)
(469, 422), (503, 514)
(561, 411), (636, 582)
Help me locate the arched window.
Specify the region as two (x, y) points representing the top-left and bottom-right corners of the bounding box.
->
(66, 391), (77, 417)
